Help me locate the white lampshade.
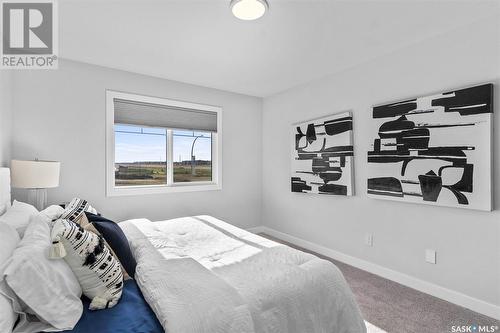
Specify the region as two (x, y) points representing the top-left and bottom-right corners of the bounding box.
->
(11, 160), (61, 189)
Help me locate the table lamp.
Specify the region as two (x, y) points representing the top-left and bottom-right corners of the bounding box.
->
(11, 159), (61, 210)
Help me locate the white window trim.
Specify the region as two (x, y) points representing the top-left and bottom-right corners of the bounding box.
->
(105, 90), (223, 197)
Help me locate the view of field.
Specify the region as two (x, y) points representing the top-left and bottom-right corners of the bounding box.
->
(173, 163), (212, 183)
(115, 125), (213, 186)
(115, 162), (212, 186)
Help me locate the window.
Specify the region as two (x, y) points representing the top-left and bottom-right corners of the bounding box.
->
(106, 90), (222, 196)
(115, 124), (167, 187)
(172, 130), (212, 183)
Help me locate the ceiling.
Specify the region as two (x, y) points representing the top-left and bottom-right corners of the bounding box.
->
(60, 0), (499, 97)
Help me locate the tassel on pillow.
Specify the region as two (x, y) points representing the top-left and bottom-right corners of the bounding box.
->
(90, 294), (112, 311)
(49, 237), (67, 259)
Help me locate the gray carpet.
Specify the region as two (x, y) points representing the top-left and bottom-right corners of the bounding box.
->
(261, 234), (500, 333)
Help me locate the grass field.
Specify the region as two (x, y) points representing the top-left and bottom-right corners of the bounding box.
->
(115, 163), (212, 186)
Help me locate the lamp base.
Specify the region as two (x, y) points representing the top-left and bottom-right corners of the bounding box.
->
(27, 189), (47, 211)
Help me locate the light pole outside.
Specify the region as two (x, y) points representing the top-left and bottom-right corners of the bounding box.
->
(191, 135), (202, 176)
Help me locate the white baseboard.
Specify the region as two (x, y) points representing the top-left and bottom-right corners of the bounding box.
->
(247, 225), (500, 321)
(246, 226), (266, 234)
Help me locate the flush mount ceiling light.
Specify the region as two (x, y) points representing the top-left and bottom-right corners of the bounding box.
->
(230, 0), (269, 21)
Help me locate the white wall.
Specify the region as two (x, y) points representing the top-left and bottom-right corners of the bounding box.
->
(262, 17), (500, 314)
(10, 60), (263, 228)
(0, 72), (13, 166)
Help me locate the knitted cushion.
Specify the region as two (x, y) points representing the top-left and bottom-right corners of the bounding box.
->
(50, 219), (123, 310)
(60, 198), (130, 280)
(61, 198), (97, 222)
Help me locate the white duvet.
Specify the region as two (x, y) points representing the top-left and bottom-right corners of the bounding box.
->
(120, 215), (366, 333)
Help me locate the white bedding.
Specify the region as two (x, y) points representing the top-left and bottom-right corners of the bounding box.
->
(120, 215), (366, 333)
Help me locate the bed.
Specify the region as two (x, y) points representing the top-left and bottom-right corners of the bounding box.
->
(118, 216), (366, 333)
(64, 279), (163, 333)
(0, 167), (366, 333)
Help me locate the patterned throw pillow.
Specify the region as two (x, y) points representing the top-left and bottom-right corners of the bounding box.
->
(61, 198), (130, 280)
(50, 219), (123, 310)
(61, 198), (97, 222)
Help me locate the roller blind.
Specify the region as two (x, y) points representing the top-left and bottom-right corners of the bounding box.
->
(114, 98), (218, 132)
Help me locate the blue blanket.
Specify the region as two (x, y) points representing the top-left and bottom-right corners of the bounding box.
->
(64, 280), (164, 333)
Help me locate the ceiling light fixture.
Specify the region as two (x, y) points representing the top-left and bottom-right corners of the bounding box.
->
(230, 0), (269, 21)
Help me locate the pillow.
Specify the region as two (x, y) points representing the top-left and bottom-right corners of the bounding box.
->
(61, 198), (131, 280)
(0, 199), (10, 216)
(0, 200), (38, 237)
(0, 223), (20, 271)
(40, 204), (65, 221)
(61, 198), (97, 222)
(76, 214), (131, 281)
(50, 219), (124, 310)
(86, 212), (137, 278)
(0, 214), (82, 333)
(0, 223), (21, 333)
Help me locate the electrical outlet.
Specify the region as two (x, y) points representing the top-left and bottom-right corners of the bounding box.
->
(365, 233), (373, 247)
(425, 249), (436, 264)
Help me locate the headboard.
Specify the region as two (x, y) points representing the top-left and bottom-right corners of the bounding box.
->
(0, 168), (11, 215)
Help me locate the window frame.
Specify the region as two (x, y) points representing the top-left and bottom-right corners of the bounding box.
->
(106, 90), (222, 197)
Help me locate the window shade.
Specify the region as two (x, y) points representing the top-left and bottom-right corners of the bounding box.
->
(114, 98), (218, 132)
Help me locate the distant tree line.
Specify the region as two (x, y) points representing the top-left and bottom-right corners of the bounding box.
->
(117, 160), (211, 166)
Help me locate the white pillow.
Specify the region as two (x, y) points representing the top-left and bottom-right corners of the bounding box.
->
(0, 201), (39, 237)
(40, 204), (65, 221)
(0, 223), (21, 333)
(0, 214), (83, 333)
(0, 200), (10, 216)
(0, 223), (20, 270)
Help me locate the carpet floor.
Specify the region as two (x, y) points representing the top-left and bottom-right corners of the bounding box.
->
(261, 234), (500, 333)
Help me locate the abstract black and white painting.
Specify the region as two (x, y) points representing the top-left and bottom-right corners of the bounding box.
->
(367, 83), (493, 211)
(291, 112), (354, 196)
